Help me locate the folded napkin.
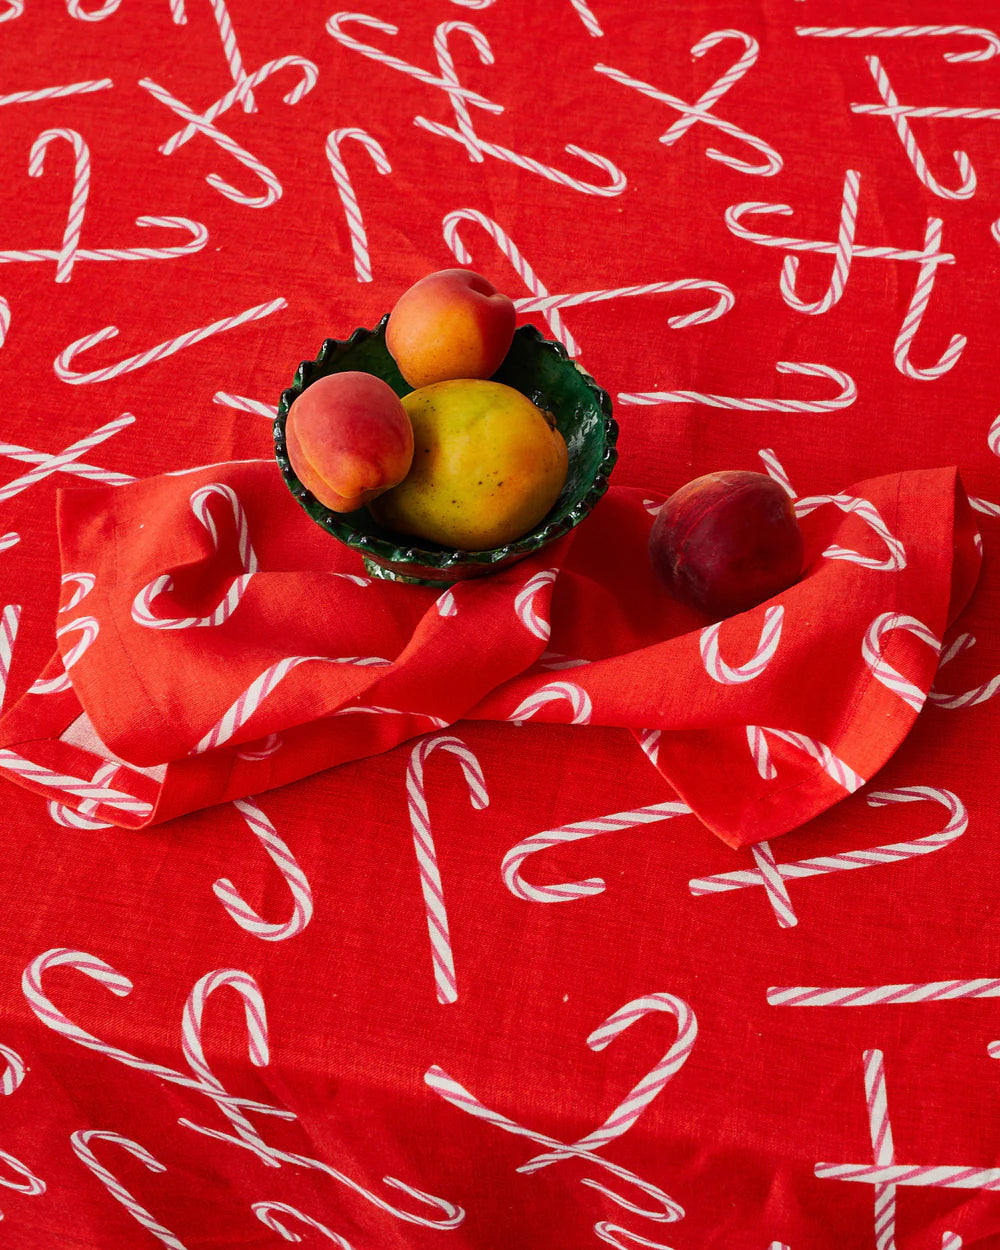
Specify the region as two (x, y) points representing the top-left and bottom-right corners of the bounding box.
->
(0, 460), (980, 847)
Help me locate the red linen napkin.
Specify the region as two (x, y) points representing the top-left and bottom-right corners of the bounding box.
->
(0, 459), (980, 847)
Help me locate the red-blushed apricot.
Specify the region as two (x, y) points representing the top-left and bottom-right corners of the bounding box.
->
(649, 470), (804, 619)
(285, 371), (414, 513)
(385, 268), (516, 388)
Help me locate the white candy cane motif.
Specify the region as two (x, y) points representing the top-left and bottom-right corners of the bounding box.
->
(47, 760), (117, 830)
(132, 482), (258, 629)
(0, 0), (22, 20)
(29, 616), (98, 695)
(0, 215), (208, 271)
(0, 750), (151, 815)
(161, 57), (319, 154)
(253, 1202), (354, 1248)
(517, 279), (735, 330)
(205, 0), (255, 111)
(594, 1225), (674, 1250)
(213, 798), (313, 941)
(503, 801), (690, 903)
(595, 31), (782, 176)
(22, 949), (288, 1118)
(59, 572), (95, 612)
(0, 437), (133, 490)
(425, 1062), (685, 1221)
(28, 129), (89, 283)
(407, 735), (488, 1004)
(213, 391), (277, 419)
(637, 728), (661, 769)
(929, 633), (1000, 711)
(193, 652), (390, 754)
(54, 297), (286, 385)
(515, 568), (558, 641)
(331, 703), (444, 727)
(0, 533), (19, 553)
(0, 604), (20, 714)
(0, 1046), (24, 1097)
(71, 1131), (186, 1250)
(794, 491), (906, 571)
(0, 297), (8, 348)
(780, 171), (859, 315)
(770, 976), (1000, 1009)
(139, 77), (282, 208)
(863, 1049), (896, 1250)
(433, 21), (498, 162)
(235, 732), (282, 760)
(0, 1147), (44, 1196)
(66, 0), (120, 18)
(436, 588), (457, 617)
(993, 218), (1000, 247)
(894, 217), (966, 380)
(444, 208), (575, 352)
(700, 606), (784, 685)
(325, 129), (391, 283)
(863, 613), (941, 712)
(794, 25), (1000, 65)
(521, 994), (697, 1171)
(747, 726), (864, 792)
(510, 680), (592, 725)
(0, 78), (113, 106)
(989, 414), (1000, 457)
(854, 56), (980, 200)
(569, 0), (602, 37)
(619, 360), (856, 413)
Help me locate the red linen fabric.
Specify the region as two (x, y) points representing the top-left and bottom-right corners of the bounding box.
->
(1, 3), (1000, 1249)
(0, 460), (982, 847)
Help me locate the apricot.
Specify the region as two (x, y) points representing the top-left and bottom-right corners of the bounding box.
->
(285, 371), (414, 513)
(385, 268), (516, 389)
(649, 470), (804, 618)
(368, 379), (568, 550)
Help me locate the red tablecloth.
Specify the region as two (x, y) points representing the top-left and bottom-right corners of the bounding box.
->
(1, 3), (999, 1247)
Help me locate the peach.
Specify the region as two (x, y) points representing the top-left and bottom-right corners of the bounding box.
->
(648, 470), (804, 619)
(285, 371), (414, 513)
(385, 268), (516, 388)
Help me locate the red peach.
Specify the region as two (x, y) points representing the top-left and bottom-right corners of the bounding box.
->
(285, 371), (414, 513)
(385, 268), (516, 388)
(649, 470), (804, 619)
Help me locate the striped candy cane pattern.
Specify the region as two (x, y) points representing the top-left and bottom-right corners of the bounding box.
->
(212, 391), (277, 419)
(768, 976), (1000, 1009)
(66, 0), (120, 19)
(515, 278), (735, 332)
(0, 1147), (45, 1197)
(929, 633), (1000, 710)
(793, 491), (906, 571)
(54, 297), (287, 384)
(0, 533), (20, 553)
(700, 606), (784, 685)
(863, 1049), (896, 1250)
(779, 170), (860, 315)
(70, 1131), (186, 1250)
(618, 360), (857, 412)
(691, 786), (966, 926)
(28, 616), (99, 695)
(28, 128), (89, 283)
(0, 77), (113, 107)
(0, 750), (151, 816)
(862, 613), (941, 711)
(47, 759), (117, 830)
(593, 1225), (674, 1250)
(213, 798), (313, 941)
(325, 128), (392, 283)
(406, 734), (488, 1004)
(0, 1045), (24, 1098)
(519, 993), (697, 1169)
(205, 0), (255, 110)
(502, 801), (691, 903)
(0, 297), (8, 348)
(253, 1202), (354, 1248)
(794, 24), (1000, 64)
(509, 679), (592, 725)
(894, 218), (967, 381)
(0, 604), (20, 714)
(746, 726), (864, 791)
(514, 568), (558, 641)
(433, 21), (497, 162)
(0, 215), (208, 271)
(59, 572), (95, 613)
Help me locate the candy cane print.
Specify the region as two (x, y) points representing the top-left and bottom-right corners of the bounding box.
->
(0, 438), (134, 490)
(862, 1049), (896, 1250)
(854, 57), (980, 200)
(862, 613), (941, 712)
(253, 1202), (355, 1248)
(406, 734), (488, 1004)
(59, 572), (95, 613)
(993, 218), (1000, 247)
(0, 1147), (44, 1196)
(235, 732), (282, 760)
(893, 217), (966, 381)
(432, 21), (497, 162)
(70, 1131), (186, 1250)
(325, 129), (391, 283)
(515, 567), (558, 641)
(54, 296), (287, 385)
(325, 12), (501, 112)
(192, 652), (391, 755)
(0, 1045), (24, 1097)
(205, 0), (256, 112)
(28, 616), (99, 695)
(792, 491), (906, 572)
(213, 798), (313, 941)
(516, 279), (736, 332)
(569, 0), (602, 38)
(779, 171), (859, 316)
(618, 360), (857, 413)
(770, 976), (1000, 1009)
(0, 215), (209, 270)
(436, 588), (457, 617)
(22, 949), (290, 1117)
(637, 727), (661, 769)
(793, 25), (1000, 65)
(0, 604), (20, 714)
(746, 726), (865, 792)
(331, 703), (445, 728)
(594, 38), (782, 177)
(521, 994), (697, 1174)
(444, 208), (576, 353)
(66, 0), (120, 18)
(47, 760), (117, 830)
(0, 0), (22, 20)
(138, 77), (282, 208)
(0, 532), (18, 553)
(0, 750), (152, 816)
(0, 297), (8, 348)
(928, 632), (1000, 711)
(594, 1225), (675, 1250)
(509, 679), (592, 725)
(502, 801), (690, 903)
(700, 606), (784, 685)
(0, 78), (114, 106)
(160, 57), (319, 154)
(28, 129), (89, 283)
(212, 391), (277, 419)
(425, 1063), (684, 1221)
(989, 414), (1000, 457)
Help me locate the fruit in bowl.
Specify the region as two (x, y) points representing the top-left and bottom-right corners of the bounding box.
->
(369, 379), (568, 550)
(649, 470), (804, 619)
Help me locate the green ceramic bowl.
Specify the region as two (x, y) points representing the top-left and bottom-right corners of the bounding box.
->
(273, 317), (618, 586)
